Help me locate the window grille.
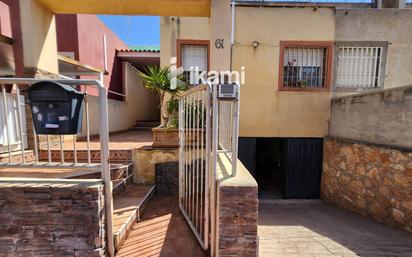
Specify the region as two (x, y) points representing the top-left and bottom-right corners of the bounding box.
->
(282, 47), (329, 88)
(336, 46), (383, 88)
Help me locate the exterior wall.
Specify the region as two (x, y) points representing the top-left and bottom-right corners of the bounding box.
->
(160, 16), (210, 67)
(322, 138), (412, 232)
(19, 0), (58, 75)
(233, 6), (334, 137)
(217, 157), (258, 257)
(1, 0), (24, 77)
(335, 9), (412, 89)
(329, 85), (412, 150)
(80, 62), (158, 136)
(56, 14), (128, 99)
(55, 14), (79, 59)
(0, 1), (11, 37)
(161, 6), (334, 138)
(0, 179), (106, 256)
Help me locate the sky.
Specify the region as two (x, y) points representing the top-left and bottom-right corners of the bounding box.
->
(98, 15), (160, 47)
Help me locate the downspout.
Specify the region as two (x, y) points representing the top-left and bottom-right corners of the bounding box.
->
(230, 1), (236, 71)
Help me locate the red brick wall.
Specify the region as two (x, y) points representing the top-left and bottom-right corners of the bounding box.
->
(0, 180), (106, 256)
(322, 138), (412, 232)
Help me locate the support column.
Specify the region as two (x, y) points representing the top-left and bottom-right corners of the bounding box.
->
(209, 0), (231, 73)
(19, 0), (59, 77)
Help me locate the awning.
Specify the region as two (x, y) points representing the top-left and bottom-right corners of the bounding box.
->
(116, 49), (160, 69)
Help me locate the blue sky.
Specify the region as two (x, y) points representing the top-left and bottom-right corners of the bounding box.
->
(98, 15), (160, 47)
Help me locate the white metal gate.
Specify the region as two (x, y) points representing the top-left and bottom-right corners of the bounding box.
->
(178, 84), (211, 251)
(179, 83), (240, 256)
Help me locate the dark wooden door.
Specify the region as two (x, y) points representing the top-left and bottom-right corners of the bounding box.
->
(281, 138), (323, 199)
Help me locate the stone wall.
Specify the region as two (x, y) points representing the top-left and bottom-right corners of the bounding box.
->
(322, 138), (412, 232)
(217, 157), (259, 257)
(0, 179), (106, 256)
(133, 147), (178, 184)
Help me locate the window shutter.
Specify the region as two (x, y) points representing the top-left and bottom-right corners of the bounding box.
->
(182, 45), (208, 72)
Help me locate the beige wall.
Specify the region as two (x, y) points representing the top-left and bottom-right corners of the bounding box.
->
(80, 63), (158, 136)
(160, 16), (211, 67)
(19, 0), (58, 74)
(161, 6), (335, 138)
(233, 6), (334, 137)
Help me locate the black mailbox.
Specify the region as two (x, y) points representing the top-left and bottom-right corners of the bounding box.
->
(26, 81), (85, 135)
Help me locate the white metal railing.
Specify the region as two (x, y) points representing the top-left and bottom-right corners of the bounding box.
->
(179, 83), (240, 256)
(0, 77), (114, 257)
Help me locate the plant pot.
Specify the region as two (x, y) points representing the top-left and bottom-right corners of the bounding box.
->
(152, 127), (179, 148)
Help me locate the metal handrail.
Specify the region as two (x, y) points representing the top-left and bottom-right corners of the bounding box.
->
(0, 77), (115, 257)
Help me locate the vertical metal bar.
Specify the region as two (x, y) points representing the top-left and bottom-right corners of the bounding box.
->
(199, 91), (205, 237)
(210, 84), (218, 256)
(188, 93), (193, 218)
(16, 86), (26, 163)
(59, 135), (64, 164)
(185, 95), (189, 211)
(47, 135), (51, 164)
(179, 96), (184, 209)
(2, 85), (12, 162)
(73, 135), (78, 164)
(196, 92), (200, 230)
(231, 86), (240, 177)
(85, 87), (91, 165)
(96, 78), (115, 257)
(33, 124), (39, 164)
(191, 93), (196, 220)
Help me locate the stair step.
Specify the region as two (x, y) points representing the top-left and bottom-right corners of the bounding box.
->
(113, 184), (155, 252)
(62, 163), (133, 181)
(130, 126), (153, 131)
(38, 149), (133, 162)
(135, 121), (160, 128)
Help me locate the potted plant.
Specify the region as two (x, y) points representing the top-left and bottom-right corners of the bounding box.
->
(137, 66), (186, 148)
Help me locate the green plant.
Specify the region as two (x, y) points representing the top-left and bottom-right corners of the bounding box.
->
(137, 65), (186, 127)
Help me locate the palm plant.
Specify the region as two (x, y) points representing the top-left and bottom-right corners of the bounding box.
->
(137, 65), (186, 127)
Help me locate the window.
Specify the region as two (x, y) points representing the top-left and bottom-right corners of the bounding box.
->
(336, 46), (384, 88)
(279, 41), (333, 92)
(177, 40), (209, 85)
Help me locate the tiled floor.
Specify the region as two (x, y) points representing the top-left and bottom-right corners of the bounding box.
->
(39, 129), (153, 150)
(259, 201), (412, 257)
(113, 184), (155, 233)
(116, 195), (207, 257)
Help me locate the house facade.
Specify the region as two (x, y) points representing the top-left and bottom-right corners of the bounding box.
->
(161, 2), (412, 199)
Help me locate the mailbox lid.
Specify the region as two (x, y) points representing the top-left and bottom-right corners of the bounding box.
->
(26, 81), (84, 102)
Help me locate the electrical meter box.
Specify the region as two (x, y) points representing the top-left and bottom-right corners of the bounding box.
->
(26, 81), (85, 135)
(218, 83), (239, 100)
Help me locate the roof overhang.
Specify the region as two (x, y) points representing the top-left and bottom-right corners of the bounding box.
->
(37, 0), (211, 17)
(117, 50), (160, 68)
(58, 54), (104, 76)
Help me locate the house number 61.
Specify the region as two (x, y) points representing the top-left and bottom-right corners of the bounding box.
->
(215, 39), (224, 49)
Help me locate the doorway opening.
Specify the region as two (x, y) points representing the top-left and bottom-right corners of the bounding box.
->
(238, 137), (324, 200)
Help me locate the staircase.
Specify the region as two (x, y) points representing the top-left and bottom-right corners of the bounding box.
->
(131, 120), (160, 131)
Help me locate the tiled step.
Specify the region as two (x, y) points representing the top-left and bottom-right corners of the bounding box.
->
(62, 163), (133, 180)
(38, 149), (133, 162)
(131, 120), (160, 131)
(0, 150), (36, 163)
(113, 184), (156, 252)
